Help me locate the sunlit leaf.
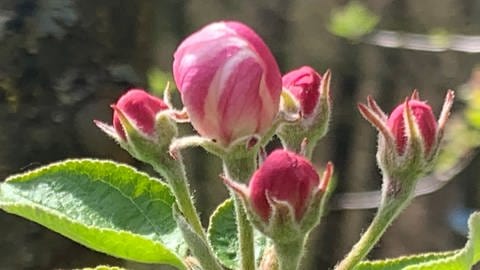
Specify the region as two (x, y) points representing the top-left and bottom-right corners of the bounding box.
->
(0, 159), (187, 269)
(354, 212), (480, 270)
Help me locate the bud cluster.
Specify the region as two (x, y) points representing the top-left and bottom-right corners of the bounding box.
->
(93, 20), (455, 270)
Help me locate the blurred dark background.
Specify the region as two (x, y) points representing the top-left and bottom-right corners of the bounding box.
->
(1, 0), (480, 269)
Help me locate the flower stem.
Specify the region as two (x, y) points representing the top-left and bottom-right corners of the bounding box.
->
(335, 179), (414, 270)
(152, 155), (206, 241)
(233, 193), (256, 270)
(223, 151), (257, 270)
(273, 237), (306, 270)
(152, 153), (226, 270)
(278, 126), (326, 159)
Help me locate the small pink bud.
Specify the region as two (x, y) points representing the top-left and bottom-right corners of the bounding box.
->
(173, 21), (282, 145)
(358, 90), (454, 180)
(387, 100), (437, 155)
(282, 66), (322, 117)
(113, 89), (168, 139)
(249, 150), (320, 221)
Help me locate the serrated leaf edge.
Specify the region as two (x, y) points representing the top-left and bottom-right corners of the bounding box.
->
(355, 212), (480, 270)
(5, 159), (159, 184)
(207, 198), (236, 269)
(1, 159), (186, 269)
(1, 199), (186, 269)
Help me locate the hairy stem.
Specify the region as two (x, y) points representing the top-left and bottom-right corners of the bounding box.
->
(335, 178), (415, 270)
(153, 155), (206, 241)
(223, 151), (257, 270)
(274, 237), (306, 270)
(154, 155), (225, 269)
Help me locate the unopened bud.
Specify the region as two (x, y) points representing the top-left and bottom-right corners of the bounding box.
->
(282, 66), (322, 117)
(277, 67), (332, 154)
(387, 100), (437, 156)
(224, 149), (333, 242)
(173, 21), (282, 146)
(249, 150), (320, 222)
(112, 89), (169, 140)
(358, 90), (454, 181)
(95, 89), (177, 162)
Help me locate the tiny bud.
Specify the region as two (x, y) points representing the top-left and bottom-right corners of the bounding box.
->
(249, 150), (320, 222)
(95, 89), (177, 163)
(113, 89), (169, 140)
(277, 67), (332, 155)
(387, 100), (437, 155)
(358, 90), (454, 185)
(225, 149), (333, 241)
(173, 21), (282, 146)
(282, 66), (321, 117)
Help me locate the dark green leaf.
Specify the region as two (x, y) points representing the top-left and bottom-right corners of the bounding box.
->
(173, 206), (223, 270)
(208, 199), (267, 269)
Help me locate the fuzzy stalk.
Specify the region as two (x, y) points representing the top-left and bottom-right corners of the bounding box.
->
(278, 126), (322, 158)
(273, 236), (306, 270)
(223, 151), (257, 270)
(335, 176), (416, 270)
(152, 154), (206, 241)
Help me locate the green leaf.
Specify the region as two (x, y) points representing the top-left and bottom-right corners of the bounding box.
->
(173, 206), (223, 270)
(354, 212), (480, 270)
(208, 199), (267, 269)
(328, 1), (379, 39)
(0, 159), (186, 269)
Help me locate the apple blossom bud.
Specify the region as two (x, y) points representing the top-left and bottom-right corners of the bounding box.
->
(387, 100), (437, 155)
(249, 150), (319, 221)
(277, 67), (332, 155)
(358, 90), (454, 182)
(113, 89), (169, 140)
(173, 21), (282, 145)
(95, 89), (178, 164)
(224, 149), (333, 242)
(282, 66), (322, 117)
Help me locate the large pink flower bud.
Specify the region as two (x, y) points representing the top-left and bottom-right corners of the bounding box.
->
(282, 66), (322, 117)
(249, 150), (320, 221)
(112, 89), (169, 140)
(173, 21), (282, 145)
(387, 100), (437, 155)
